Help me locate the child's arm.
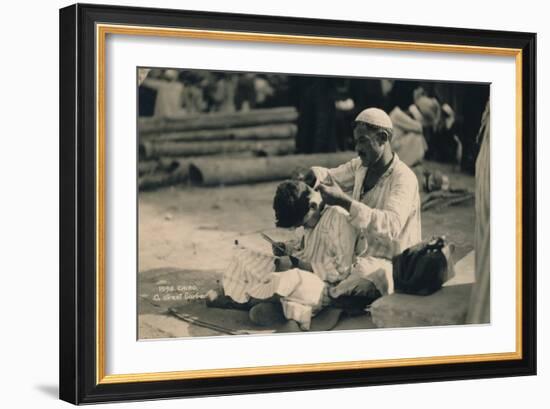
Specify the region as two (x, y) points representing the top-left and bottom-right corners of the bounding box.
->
(263, 233), (309, 271)
(269, 236), (304, 257)
(275, 255), (311, 272)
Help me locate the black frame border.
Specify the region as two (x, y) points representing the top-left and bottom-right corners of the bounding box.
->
(59, 3), (536, 404)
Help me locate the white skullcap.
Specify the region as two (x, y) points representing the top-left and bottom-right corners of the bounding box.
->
(163, 69), (179, 81)
(355, 107), (393, 129)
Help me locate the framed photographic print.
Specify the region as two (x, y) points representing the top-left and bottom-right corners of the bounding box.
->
(59, 3), (536, 404)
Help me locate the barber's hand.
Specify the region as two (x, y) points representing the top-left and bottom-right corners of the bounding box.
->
(272, 242), (287, 257)
(317, 182), (352, 210)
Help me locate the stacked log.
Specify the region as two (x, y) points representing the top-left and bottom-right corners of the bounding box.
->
(139, 107), (298, 135)
(138, 160), (158, 176)
(139, 158), (191, 191)
(142, 123), (297, 143)
(140, 139), (295, 159)
(138, 106), (354, 190)
(139, 107), (298, 161)
(188, 152), (357, 186)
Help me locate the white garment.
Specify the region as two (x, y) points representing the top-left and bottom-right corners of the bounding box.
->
(142, 78), (184, 118)
(467, 101), (490, 324)
(222, 247), (276, 304)
(312, 153), (422, 295)
(223, 249), (325, 329)
(295, 206), (360, 283)
(222, 206), (360, 329)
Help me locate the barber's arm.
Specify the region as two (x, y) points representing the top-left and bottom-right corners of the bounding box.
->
(318, 170), (418, 241)
(275, 255), (312, 272)
(306, 158), (360, 192)
(317, 182), (353, 211)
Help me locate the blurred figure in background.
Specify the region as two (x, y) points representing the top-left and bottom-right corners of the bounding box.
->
(424, 101), (462, 168)
(236, 73), (276, 111)
(334, 78), (356, 151)
(420, 81), (489, 173)
(137, 68), (151, 86)
(179, 71), (208, 114)
(467, 99), (490, 324)
(140, 69), (185, 118)
(204, 73), (238, 113)
(388, 93), (441, 166)
(290, 76), (338, 153)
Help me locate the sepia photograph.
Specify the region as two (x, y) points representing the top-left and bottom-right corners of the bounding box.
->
(136, 67), (490, 339)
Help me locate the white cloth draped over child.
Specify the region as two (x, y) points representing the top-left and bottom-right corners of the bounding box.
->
(222, 206), (359, 330)
(294, 205), (359, 283)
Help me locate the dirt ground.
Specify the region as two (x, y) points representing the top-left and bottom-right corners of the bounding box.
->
(138, 161), (475, 339)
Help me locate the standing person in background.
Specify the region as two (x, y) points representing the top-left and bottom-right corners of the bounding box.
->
(388, 95), (441, 167)
(291, 76), (338, 153)
(140, 69), (185, 118)
(137, 68), (151, 86)
(424, 101), (463, 168)
(467, 100), (490, 323)
(204, 73), (238, 113)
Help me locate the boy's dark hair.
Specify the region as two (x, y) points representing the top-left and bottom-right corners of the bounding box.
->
(273, 180), (310, 228)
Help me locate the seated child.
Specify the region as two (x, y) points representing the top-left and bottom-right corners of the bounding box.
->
(272, 179), (358, 285)
(208, 180), (379, 330)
